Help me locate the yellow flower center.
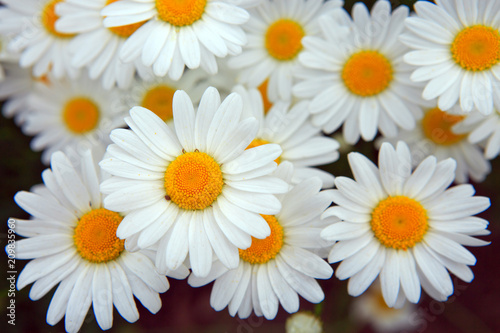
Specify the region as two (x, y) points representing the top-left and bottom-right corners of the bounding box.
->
(62, 97), (100, 134)
(342, 50), (393, 97)
(257, 79), (273, 114)
(246, 139), (280, 164)
(105, 0), (146, 37)
(74, 208), (125, 263)
(42, 0), (75, 38)
(451, 25), (500, 71)
(371, 196), (428, 250)
(155, 0), (207, 27)
(422, 107), (466, 146)
(164, 151), (223, 210)
(265, 19), (305, 61)
(141, 84), (176, 122)
(239, 215), (284, 264)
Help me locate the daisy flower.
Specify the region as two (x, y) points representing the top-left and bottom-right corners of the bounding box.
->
(54, 0), (152, 89)
(293, 0), (427, 144)
(234, 85), (339, 188)
(101, 0), (250, 80)
(20, 73), (127, 164)
(229, 0), (344, 102)
(378, 105), (491, 183)
(11, 150), (185, 333)
(0, 0), (80, 79)
(100, 87), (289, 278)
(188, 162), (335, 319)
(350, 283), (417, 333)
(118, 67), (215, 124)
(321, 141), (491, 307)
(401, 0), (500, 115)
(453, 94), (500, 160)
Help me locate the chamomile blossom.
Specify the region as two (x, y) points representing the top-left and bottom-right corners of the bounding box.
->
(401, 0), (500, 115)
(55, 0), (152, 89)
(321, 141), (491, 307)
(20, 73), (127, 164)
(101, 0), (249, 80)
(11, 150), (185, 333)
(100, 87), (289, 278)
(293, 0), (426, 143)
(235, 85), (339, 188)
(0, 0), (80, 79)
(188, 162), (335, 320)
(229, 0), (344, 102)
(378, 105), (491, 183)
(453, 94), (500, 160)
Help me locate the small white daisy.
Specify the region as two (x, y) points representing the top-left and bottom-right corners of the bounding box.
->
(350, 283), (417, 333)
(321, 141), (491, 307)
(55, 0), (152, 89)
(101, 0), (249, 80)
(453, 94), (500, 160)
(378, 105), (491, 183)
(229, 0), (343, 102)
(234, 85), (339, 188)
(100, 87), (290, 278)
(188, 162), (335, 319)
(20, 73), (127, 164)
(11, 150), (186, 333)
(293, 0), (427, 144)
(401, 0), (500, 115)
(0, 0), (80, 79)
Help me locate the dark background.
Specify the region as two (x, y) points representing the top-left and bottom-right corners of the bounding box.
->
(2, 0), (499, 332)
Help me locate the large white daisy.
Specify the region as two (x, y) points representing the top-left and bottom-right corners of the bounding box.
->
(99, 87), (289, 278)
(321, 141), (491, 307)
(378, 105), (491, 183)
(234, 85), (339, 188)
(11, 150), (186, 333)
(101, 0), (249, 80)
(20, 73), (127, 164)
(401, 0), (500, 115)
(0, 0), (80, 79)
(188, 162), (335, 320)
(293, 0), (427, 144)
(229, 0), (343, 102)
(55, 0), (152, 89)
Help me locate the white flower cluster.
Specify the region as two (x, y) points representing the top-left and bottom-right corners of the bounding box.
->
(1, 0), (494, 332)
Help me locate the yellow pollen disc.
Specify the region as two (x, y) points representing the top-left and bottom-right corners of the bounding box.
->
(257, 79), (273, 114)
(105, 0), (146, 37)
(74, 208), (125, 263)
(371, 196), (428, 250)
(42, 0), (75, 38)
(239, 215), (284, 264)
(141, 84), (176, 121)
(62, 97), (100, 134)
(422, 107), (466, 146)
(265, 19), (305, 61)
(246, 139), (280, 164)
(342, 50), (393, 97)
(451, 25), (500, 71)
(164, 151), (223, 210)
(155, 0), (207, 27)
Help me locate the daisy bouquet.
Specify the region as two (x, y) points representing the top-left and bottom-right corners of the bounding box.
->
(1, 0), (497, 332)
